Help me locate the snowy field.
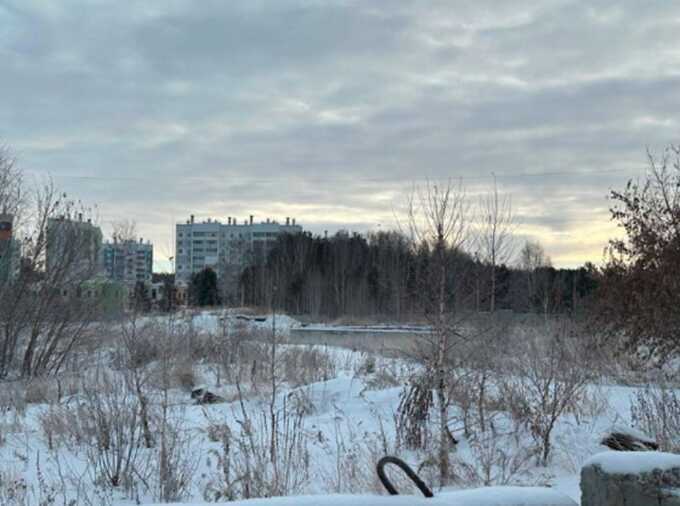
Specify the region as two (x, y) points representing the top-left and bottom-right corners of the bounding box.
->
(0, 311), (670, 505)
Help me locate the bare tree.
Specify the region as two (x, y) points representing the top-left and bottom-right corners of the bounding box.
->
(221, 235), (250, 306)
(401, 179), (471, 487)
(476, 175), (516, 313)
(118, 311), (156, 449)
(111, 219), (137, 243)
(0, 146), (23, 219)
(0, 147), (102, 379)
(518, 240), (552, 317)
(519, 240), (551, 272)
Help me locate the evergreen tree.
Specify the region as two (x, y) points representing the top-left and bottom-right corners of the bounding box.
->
(190, 267), (220, 306)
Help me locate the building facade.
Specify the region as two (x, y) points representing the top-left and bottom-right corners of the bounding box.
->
(101, 238), (153, 286)
(0, 214), (20, 283)
(46, 216), (103, 281)
(175, 215), (302, 283)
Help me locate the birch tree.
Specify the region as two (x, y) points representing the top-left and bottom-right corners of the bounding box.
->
(403, 179), (470, 487)
(476, 175), (516, 313)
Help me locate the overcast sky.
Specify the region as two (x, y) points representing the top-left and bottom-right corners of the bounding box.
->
(2, 0), (679, 270)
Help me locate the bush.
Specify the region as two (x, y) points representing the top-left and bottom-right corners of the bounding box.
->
(78, 371), (148, 493)
(354, 354), (376, 376)
(281, 347), (336, 386)
(172, 362), (198, 391)
(452, 433), (544, 487)
(24, 379), (52, 404)
(631, 382), (680, 452)
(203, 402), (310, 501)
(503, 323), (590, 466)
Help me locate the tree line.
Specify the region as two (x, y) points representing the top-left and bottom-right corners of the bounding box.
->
(234, 230), (597, 319)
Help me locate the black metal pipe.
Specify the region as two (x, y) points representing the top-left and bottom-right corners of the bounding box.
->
(376, 456), (434, 498)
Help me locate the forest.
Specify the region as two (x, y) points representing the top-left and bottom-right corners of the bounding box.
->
(238, 231), (598, 320)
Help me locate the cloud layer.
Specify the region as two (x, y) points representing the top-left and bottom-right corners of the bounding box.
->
(2, 0), (679, 268)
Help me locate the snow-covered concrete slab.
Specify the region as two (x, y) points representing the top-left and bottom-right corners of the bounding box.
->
(582, 451), (680, 506)
(584, 451), (680, 475)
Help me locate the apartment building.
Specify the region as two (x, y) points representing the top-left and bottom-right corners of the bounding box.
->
(175, 215), (302, 283)
(101, 238), (153, 286)
(0, 214), (20, 283)
(46, 215), (103, 281)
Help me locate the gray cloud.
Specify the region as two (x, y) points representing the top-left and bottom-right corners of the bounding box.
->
(2, 0), (679, 268)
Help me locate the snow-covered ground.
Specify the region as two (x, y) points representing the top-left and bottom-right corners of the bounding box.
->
(0, 312), (667, 505)
(152, 486), (577, 506)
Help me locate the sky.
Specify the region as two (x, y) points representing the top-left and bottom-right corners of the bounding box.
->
(2, 0), (679, 271)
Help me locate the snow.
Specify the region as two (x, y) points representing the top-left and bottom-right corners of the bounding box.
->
(584, 451), (680, 475)
(186, 310), (300, 336)
(1, 311), (674, 505)
(297, 324), (431, 334)
(153, 487), (576, 506)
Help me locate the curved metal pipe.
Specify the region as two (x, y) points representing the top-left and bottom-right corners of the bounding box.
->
(376, 456), (434, 498)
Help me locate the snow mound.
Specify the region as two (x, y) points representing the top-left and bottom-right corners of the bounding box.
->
(179, 311), (300, 337)
(585, 451), (680, 475)
(154, 487), (576, 506)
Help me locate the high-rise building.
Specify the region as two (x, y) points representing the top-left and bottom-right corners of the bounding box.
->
(175, 215), (302, 283)
(101, 238), (153, 286)
(0, 214), (19, 283)
(46, 215), (103, 281)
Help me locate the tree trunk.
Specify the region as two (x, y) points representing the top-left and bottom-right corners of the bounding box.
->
(436, 232), (449, 487)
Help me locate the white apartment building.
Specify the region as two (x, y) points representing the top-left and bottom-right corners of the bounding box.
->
(175, 215), (302, 283)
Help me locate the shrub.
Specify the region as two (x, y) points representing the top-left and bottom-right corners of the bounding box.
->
(281, 347), (336, 386)
(504, 324), (590, 466)
(203, 402), (310, 501)
(78, 371), (148, 493)
(24, 379), (52, 404)
(631, 382), (680, 452)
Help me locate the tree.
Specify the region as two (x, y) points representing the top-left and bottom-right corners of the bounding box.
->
(476, 175), (516, 313)
(132, 280), (151, 313)
(0, 145), (102, 378)
(189, 267), (220, 307)
(518, 240), (552, 317)
(0, 145), (23, 219)
(402, 179), (471, 487)
(154, 273), (176, 312)
(600, 145), (680, 350)
(112, 218), (137, 243)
